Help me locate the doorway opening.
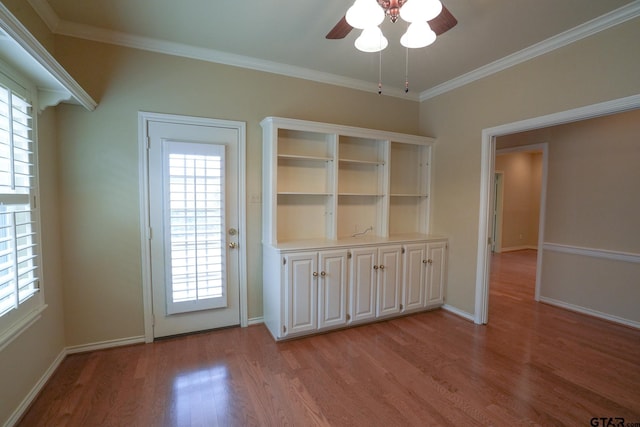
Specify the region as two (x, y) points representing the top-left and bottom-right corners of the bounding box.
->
(474, 94), (640, 325)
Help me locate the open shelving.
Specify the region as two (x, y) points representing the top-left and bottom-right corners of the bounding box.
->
(262, 117), (434, 245)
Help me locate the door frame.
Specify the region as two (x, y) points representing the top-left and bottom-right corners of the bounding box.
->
(491, 171), (504, 254)
(138, 111), (247, 342)
(474, 94), (640, 325)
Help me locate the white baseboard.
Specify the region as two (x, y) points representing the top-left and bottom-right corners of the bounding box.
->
(247, 316), (264, 326)
(4, 349), (66, 427)
(539, 296), (640, 330)
(500, 245), (537, 253)
(66, 335), (146, 355)
(442, 304), (475, 322)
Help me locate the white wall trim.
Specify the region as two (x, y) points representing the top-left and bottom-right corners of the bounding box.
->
(31, 12), (418, 101)
(543, 243), (640, 264)
(442, 304), (475, 322)
(0, 2), (96, 110)
(0, 304), (47, 353)
(540, 296), (640, 330)
(500, 245), (538, 253)
(27, 1), (640, 101)
(419, 2), (640, 101)
(247, 317), (264, 326)
(475, 94), (640, 325)
(5, 335), (144, 426)
(65, 335), (146, 355)
(4, 348), (66, 427)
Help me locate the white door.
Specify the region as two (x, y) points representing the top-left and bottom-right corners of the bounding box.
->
(148, 120), (241, 338)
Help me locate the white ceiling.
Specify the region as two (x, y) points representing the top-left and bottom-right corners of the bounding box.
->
(28, 0), (639, 99)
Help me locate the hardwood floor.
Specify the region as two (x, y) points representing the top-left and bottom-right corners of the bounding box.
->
(18, 250), (640, 426)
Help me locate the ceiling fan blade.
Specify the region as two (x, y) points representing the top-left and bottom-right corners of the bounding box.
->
(326, 16), (353, 39)
(325, 5), (457, 40)
(429, 5), (458, 36)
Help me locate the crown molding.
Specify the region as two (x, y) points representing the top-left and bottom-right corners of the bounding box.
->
(0, 2), (96, 110)
(51, 17), (420, 101)
(27, 0), (59, 33)
(27, 0), (640, 103)
(419, 1), (640, 101)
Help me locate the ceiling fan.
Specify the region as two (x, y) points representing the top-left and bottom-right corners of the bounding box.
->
(326, 0), (457, 41)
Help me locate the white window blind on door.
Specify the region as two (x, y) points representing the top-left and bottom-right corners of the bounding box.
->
(163, 140), (227, 315)
(0, 81), (38, 317)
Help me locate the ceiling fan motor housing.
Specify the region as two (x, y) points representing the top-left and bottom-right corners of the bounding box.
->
(378, 0), (408, 23)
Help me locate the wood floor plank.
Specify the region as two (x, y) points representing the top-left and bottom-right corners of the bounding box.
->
(17, 250), (640, 426)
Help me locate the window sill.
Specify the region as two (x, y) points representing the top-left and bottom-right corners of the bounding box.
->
(0, 304), (48, 352)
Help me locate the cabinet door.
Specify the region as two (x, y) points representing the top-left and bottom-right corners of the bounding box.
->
(285, 253), (318, 335)
(318, 250), (348, 330)
(350, 247), (377, 323)
(403, 243), (427, 312)
(426, 242), (447, 307)
(377, 246), (402, 318)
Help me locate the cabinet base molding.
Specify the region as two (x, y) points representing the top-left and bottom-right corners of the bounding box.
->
(266, 306), (445, 342)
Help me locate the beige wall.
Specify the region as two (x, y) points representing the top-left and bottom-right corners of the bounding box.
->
(420, 17), (640, 315)
(542, 110), (640, 253)
(53, 37), (420, 345)
(493, 109), (640, 323)
(494, 151), (542, 250)
(0, 108), (67, 424)
(2, 5), (640, 424)
(540, 110), (640, 323)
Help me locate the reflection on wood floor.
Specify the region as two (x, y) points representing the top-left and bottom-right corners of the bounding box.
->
(18, 250), (640, 426)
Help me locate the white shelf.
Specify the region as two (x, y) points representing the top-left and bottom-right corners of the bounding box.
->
(390, 193), (429, 197)
(338, 193), (384, 197)
(338, 158), (384, 166)
(278, 192), (333, 196)
(278, 154), (333, 162)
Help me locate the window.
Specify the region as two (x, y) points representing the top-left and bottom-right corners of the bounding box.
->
(0, 67), (42, 348)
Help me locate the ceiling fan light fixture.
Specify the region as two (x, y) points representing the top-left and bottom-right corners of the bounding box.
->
(400, 21), (436, 48)
(399, 0), (443, 23)
(355, 26), (389, 52)
(346, 0), (385, 29)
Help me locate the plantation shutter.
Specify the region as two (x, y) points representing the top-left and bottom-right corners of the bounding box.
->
(164, 140), (227, 314)
(0, 82), (39, 317)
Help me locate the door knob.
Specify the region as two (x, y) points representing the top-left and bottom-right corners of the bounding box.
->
(228, 242), (238, 249)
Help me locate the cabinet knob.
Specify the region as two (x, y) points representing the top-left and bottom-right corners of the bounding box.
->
(423, 259), (428, 264)
(320, 271), (326, 277)
(313, 272), (318, 277)
(428, 259), (433, 265)
(373, 265), (379, 270)
(379, 265), (385, 270)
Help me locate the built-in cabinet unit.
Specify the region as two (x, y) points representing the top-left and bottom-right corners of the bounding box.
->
(262, 117), (447, 340)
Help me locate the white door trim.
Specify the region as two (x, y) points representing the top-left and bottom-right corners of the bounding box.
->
(138, 111), (247, 342)
(475, 93), (640, 325)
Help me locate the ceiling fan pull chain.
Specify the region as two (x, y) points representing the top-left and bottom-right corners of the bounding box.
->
(405, 46), (409, 93)
(378, 49), (383, 95)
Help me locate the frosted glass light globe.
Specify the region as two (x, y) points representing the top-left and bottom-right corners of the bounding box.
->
(355, 26), (389, 52)
(346, 0), (385, 29)
(399, 0), (443, 23)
